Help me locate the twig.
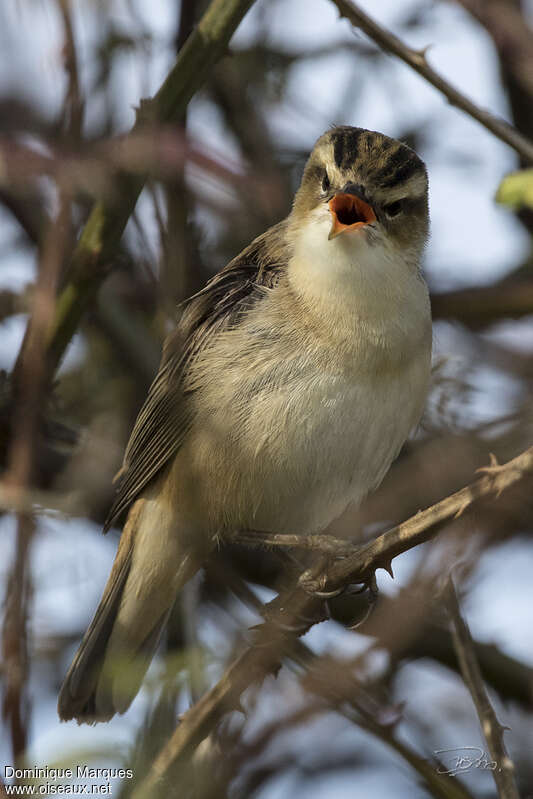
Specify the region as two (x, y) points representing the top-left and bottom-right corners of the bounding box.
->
(1, 188), (71, 764)
(365, 595), (533, 709)
(56, 0), (84, 142)
(95, 289), (160, 388)
(1, 514), (33, 765)
(445, 578), (520, 799)
(211, 566), (476, 799)
(330, 0), (533, 164)
(132, 444), (533, 797)
(43, 0), (256, 377)
(237, 530), (357, 555)
(309, 445), (533, 593)
(0, 187), (46, 244)
(353, 710), (475, 799)
(431, 278), (533, 327)
(223, 553), (533, 708)
(453, 0), (533, 100)
(231, 659), (477, 799)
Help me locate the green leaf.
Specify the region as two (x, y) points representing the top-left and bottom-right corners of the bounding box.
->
(496, 169), (533, 210)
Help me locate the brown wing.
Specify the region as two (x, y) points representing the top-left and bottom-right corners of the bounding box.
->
(103, 220), (288, 531)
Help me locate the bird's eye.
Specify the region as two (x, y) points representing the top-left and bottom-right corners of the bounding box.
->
(322, 172), (330, 193)
(383, 200), (403, 218)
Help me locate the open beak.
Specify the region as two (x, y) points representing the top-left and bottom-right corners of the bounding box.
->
(328, 192), (376, 240)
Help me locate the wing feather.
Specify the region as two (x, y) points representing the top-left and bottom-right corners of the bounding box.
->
(103, 220), (288, 531)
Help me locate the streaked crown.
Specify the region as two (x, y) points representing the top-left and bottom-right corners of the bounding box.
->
(291, 126), (429, 252)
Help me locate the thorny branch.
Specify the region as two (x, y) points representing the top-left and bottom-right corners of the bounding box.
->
(300, 447), (533, 593)
(330, 0), (533, 164)
(300, 657), (477, 799)
(133, 445), (533, 797)
(214, 617), (478, 799)
(445, 578), (520, 799)
(208, 564), (479, 799)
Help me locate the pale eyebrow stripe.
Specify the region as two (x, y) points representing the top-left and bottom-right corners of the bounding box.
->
(398, 173), (428, 199)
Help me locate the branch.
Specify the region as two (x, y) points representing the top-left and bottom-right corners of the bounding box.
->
(431, 278), (533, 327)
(133, 445), (533, 797)
(445, 578), (520, 798)
(303, 662), (478, 799)
(42, 0), (256, 377)
(302, 447), (533, 593)
(386, 608), (533, 709)
(452, 0), (533, 233)
(453, 0), (533, 101)
(330, 0), (533, 164)
(56, 0), (84, 142)
(1, 189), (72, 765)
(210, 566), (477, 799)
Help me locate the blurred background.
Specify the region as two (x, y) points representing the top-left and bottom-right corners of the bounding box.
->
(1, 0), (533, 797)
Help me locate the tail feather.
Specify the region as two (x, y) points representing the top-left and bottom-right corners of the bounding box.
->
(58, 493), (199, 724)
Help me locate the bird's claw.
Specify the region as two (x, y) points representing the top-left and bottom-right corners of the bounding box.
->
(348, 574), (379, 629)
(308, 586), (344, 599)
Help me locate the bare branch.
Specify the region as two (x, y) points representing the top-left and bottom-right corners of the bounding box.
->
(370, 595), (533, 708)
(237, 530), (357, 555)
(303, 447), (533, 593)
(1, 187), (72, 764)
(43, 0), (257, 377)
(330, 0), (533, 164)
(56, 0), (84, 141)
(133, 445), (533, 797)
(445, 578), (520, 799)
(431, 277), (533, 327)
(454, 0), (533, 102)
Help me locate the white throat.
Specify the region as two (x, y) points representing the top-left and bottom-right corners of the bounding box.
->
(288, 206), (426, 327)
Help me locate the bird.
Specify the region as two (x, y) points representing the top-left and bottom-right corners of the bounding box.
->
(58, 125), (432, 723)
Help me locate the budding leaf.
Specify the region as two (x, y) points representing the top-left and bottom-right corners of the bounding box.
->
(496, 169), (533, 211)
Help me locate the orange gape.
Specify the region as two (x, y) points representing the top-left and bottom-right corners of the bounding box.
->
(328, 193), (376, 239)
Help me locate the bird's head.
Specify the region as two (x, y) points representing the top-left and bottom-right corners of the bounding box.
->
(289, 126), (429, 269)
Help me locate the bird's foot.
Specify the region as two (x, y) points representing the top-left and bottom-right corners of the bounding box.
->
(236, 530), (378, 629)
(298, 567), (379, 628)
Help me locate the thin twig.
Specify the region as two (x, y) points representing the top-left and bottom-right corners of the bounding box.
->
(309, 445), (533, 593)
(1, 514), (33, 765)
(445, 578), (520, 799)
(330, 0), (533, 164)
(132, 445), (533, 797)
(431, 278), (533, 327)
(454, 0), (533, 100)
(237, 530), (357, 555)
(43, 0), (256, 377)
(368, 595), (533, 709)
(1, 189), (71, 765)
(57, 0), (84, 142)
(211, 565), (478, 799)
